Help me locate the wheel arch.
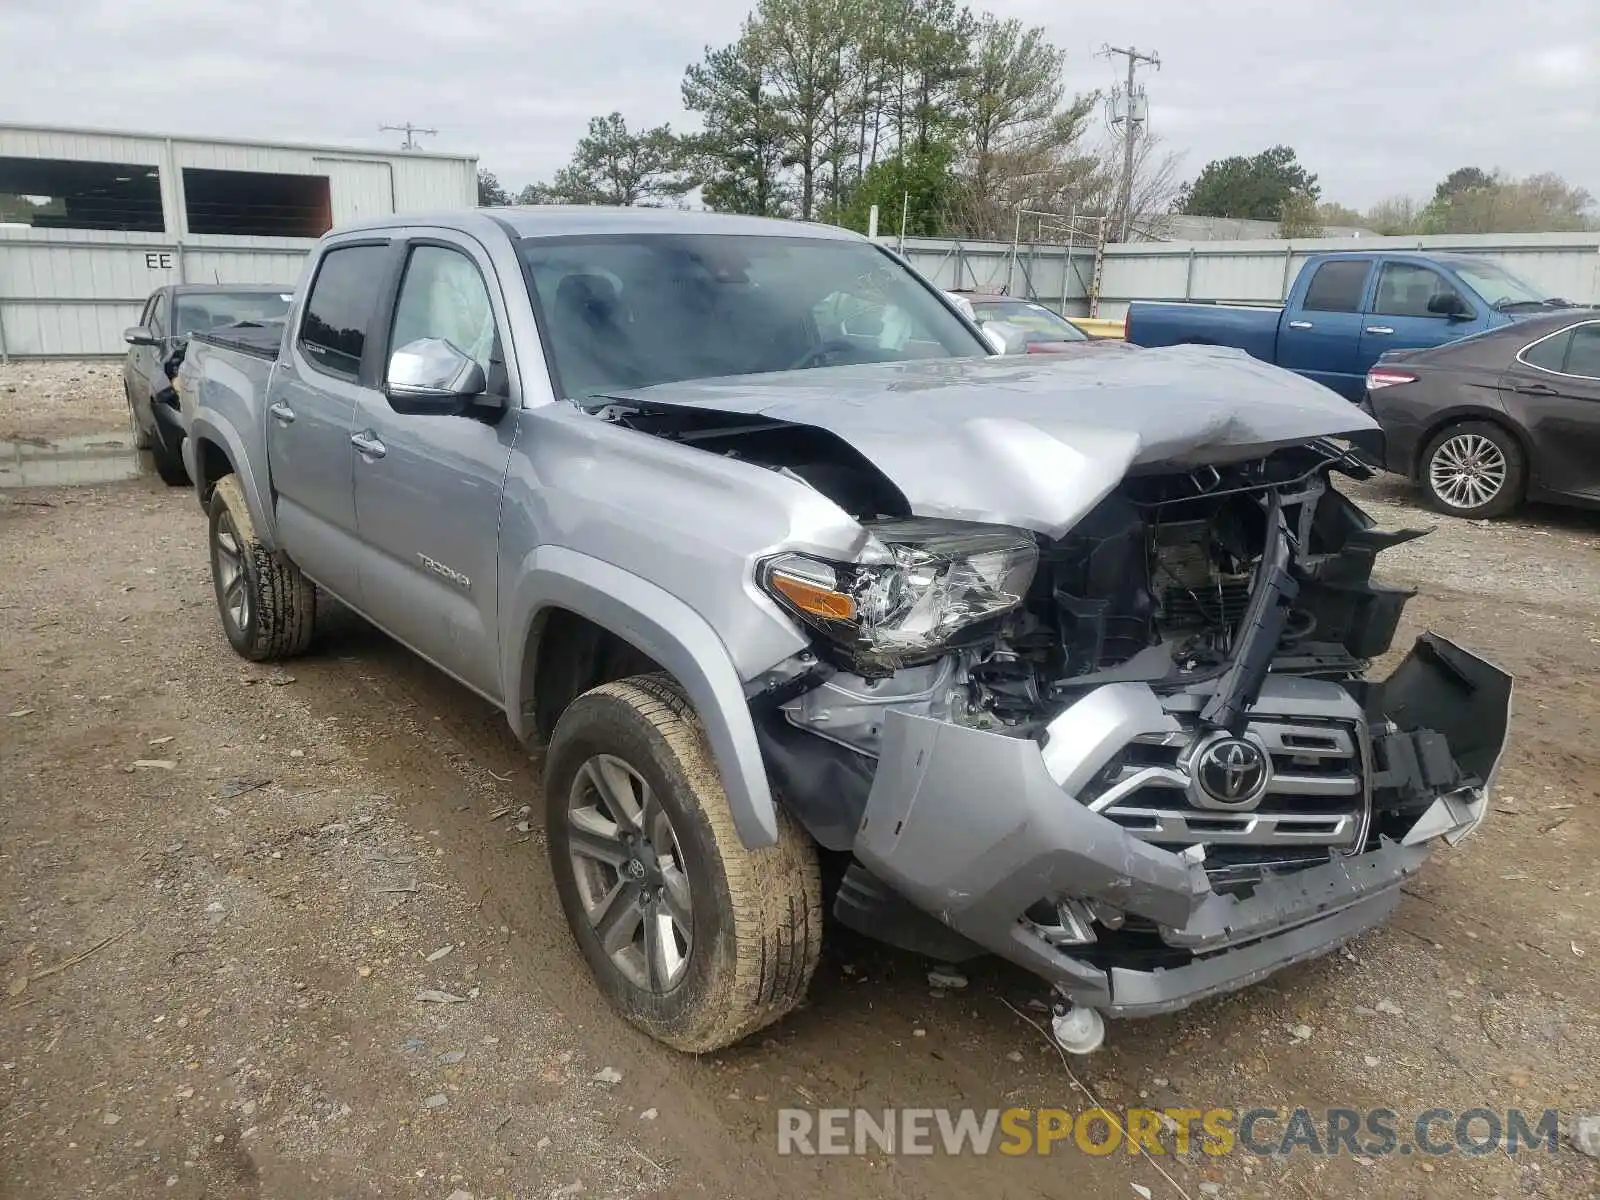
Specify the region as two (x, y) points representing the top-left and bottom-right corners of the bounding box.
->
(503, 546), (781, 849)
(188, 413), (279, 552)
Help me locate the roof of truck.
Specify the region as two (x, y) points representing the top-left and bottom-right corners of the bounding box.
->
(1298, 250), (1495, 267)
(334, 206), (866, 242)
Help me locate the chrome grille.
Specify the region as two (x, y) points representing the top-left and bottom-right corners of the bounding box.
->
(1084, 718), (1369, 851)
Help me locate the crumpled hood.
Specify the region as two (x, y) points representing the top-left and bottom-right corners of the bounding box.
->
(614, 344), (1379, 538)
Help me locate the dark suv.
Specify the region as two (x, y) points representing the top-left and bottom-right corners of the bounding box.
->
(123, 284), (293, 483)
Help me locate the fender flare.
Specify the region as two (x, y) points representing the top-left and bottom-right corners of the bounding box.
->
(188, 412), (279, 552)
(503, 545), (779, 849)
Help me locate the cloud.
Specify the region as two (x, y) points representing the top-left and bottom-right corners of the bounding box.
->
(3, 0), (1596, 209)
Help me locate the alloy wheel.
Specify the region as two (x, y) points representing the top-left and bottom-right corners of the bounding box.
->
(1428, 432), (1508, 511)
(212, 512), (251, 635)
(566, 753), (694, 993)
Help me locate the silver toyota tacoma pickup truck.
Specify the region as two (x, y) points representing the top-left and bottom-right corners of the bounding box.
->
(179, 207), (1511, 1055)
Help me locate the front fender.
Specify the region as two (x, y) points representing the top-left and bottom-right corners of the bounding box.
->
(188, 412), (279, 552)
(503, 545), (779, 849)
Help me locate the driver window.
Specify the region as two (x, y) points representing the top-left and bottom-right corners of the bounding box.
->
(390, 245), (500, 383)
(1373, 263), (1462, 319)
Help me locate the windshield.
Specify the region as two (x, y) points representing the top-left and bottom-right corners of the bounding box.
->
(1449, 261), (1550, 309)
(517, 233), (985, 399)
(174, 291), (293, 336)
(972, 299), (1087, 343)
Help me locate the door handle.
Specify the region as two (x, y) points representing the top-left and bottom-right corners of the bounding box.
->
(1287, 320), (1313, 330)
(1515, 382), (1558, 396)
(268, 401), (295, 424)
(1364, 326), (1395, 335)
(350, 431), (387, 459)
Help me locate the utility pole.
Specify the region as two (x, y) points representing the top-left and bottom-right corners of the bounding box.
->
(380, 122), (438, 151)
(1100, 45), (1160, 242)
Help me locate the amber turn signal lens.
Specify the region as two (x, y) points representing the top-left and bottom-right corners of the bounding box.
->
(770, 572), (856, 621)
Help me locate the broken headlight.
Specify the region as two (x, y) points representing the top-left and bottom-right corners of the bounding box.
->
(759, 518), (1038, 673)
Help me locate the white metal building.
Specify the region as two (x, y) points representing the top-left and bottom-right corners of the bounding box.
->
(0, 124), (478, 357)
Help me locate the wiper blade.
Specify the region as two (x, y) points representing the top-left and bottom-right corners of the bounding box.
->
(1495, 298), (1570, 312)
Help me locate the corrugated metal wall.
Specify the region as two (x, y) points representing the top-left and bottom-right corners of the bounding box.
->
(0, 125), (476, 357)
(893, 232), (1600, 321)
(0, 229), (312, 357)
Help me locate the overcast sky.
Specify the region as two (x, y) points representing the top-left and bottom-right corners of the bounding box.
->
(4, 0), (1596, 210)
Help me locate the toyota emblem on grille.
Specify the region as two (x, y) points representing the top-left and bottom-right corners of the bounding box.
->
(1190, 734), (1272, 810)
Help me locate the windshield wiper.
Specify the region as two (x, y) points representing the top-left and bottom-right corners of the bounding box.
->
(1493, 298), (1562, 312)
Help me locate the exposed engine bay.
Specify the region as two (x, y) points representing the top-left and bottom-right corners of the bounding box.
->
(592, 396), (1512, 1037)
(600, 399), (1417, 720)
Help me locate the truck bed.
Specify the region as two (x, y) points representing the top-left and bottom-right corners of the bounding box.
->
(1125, 301), (1282, 364)
(176, 326), (282, 513)
(189, 322), (285, 361)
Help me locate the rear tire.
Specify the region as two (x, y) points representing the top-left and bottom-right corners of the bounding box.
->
(545, 674), (822, 1053)
(207, 474), (315, 661)
(1419, 420), (1525, 519)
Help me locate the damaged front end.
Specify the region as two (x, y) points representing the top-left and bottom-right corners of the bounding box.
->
(744, 440), (1512, 1035)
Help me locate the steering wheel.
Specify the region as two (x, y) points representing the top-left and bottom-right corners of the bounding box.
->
(788, 339), (858, 371)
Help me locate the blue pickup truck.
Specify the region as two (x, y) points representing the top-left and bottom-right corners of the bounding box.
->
(1125, 251), (1572, 400)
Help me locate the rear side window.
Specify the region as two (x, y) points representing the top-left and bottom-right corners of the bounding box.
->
(1300, 260), (1369, 313)
(1521, 329), (1570, 372)
(298, 244), (388, 378)
(1564, 324), (1600, 379)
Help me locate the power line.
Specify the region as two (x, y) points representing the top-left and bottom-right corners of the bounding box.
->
(1099, 44), (1160, 242)
(380, 122), (438, 151)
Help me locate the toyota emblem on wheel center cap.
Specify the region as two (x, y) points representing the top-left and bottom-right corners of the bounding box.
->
(1189, 733), (1272, 810)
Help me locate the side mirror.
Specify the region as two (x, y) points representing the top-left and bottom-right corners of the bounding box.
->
(124, 326), (159, 347)
(980, 319), (1029, 356)
(1427, 293), (1472, 320)
(385, 337), (493, 416)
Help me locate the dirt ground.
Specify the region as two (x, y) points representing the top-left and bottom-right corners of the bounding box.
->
(0, 361), (126, 443)
(2, 363), (1597, 1200)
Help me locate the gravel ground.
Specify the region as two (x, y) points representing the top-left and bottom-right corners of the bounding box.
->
(0, 360), (126, 443)
(3, 364), (1599, 1200)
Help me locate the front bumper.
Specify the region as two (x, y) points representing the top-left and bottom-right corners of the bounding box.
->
(852, 634), (1511, 1016)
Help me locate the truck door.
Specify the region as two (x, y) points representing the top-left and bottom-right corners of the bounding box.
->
(349, 235), (517, 701)
(1359, 261), (1477, 381)
(1275, 258), (1372, 399)
(268, 240), (395, 601)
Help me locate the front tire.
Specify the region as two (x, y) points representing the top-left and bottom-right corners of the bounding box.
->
(149, 429), (189, 487)
(208, 474), (315, 661)
(125, 386), (151, 451)
(545, 675), (822, 1053)
(1419, 420), (1525, 519)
